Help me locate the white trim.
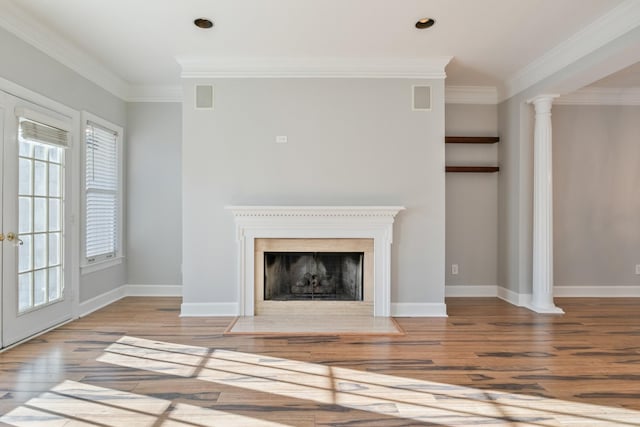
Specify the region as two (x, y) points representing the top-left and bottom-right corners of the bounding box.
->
(504, 0), (640, 101)
(180, 302), (238, 317)
(445, 285), (498, 297)
(78, 286), (126, 317)
(226, 206), (404, 317)
(125, 284), (182, 297)
(177, 57), (452, 79)
(445, 86), (499, 105)
(498, 287), (564, 314)
(14, 106), (73, 133)
(555, 285), (640, 297)
(447, 284), (640, 300)
(497, 286), (532, 307)
(525, 303), (565, 314)
(127, 85), (183, 103)
(0, 0), (129, 100)
(226, 205), (406, 217)
(78, 284), (182, 317)
(80, 257), (124, 275)
(556, 87), (640, 106)
(391, 303), (448, 317)
(0, 77), (77, 127)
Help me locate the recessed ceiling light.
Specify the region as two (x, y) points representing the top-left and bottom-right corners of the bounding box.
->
(194, 18), (214, 29)
(415, 18), (435, 29)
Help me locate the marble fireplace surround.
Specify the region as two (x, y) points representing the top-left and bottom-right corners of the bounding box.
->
(226, 206), (405, 317)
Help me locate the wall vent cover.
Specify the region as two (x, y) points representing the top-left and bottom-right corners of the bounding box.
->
(412, 85), (431, 111)
(195, 85), (214, 110)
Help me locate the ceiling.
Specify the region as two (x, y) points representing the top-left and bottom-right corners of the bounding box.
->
(590, 61), (640, 88)
(1, 0), (633, 97)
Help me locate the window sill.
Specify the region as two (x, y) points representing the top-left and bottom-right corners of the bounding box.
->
(81, 257), (124, 275)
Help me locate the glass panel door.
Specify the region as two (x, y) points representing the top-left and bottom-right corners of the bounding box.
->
(1, 92), (73, 348)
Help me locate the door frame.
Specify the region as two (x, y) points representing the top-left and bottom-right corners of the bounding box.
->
(0, 76), (80, 348)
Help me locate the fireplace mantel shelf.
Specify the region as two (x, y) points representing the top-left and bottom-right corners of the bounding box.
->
(226, 206), (406, 217)
(227, 205), (405, 317)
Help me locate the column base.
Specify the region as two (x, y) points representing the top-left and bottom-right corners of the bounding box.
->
(525, 303), (564, 314)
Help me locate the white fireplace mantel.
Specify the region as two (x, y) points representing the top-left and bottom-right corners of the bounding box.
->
(226, 206), (405, 317)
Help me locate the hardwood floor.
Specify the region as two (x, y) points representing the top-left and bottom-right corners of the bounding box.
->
(0, 297), (639, 426)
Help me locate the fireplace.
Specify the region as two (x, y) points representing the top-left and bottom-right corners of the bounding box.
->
(264, 252), (364, 301)
(226, 206), (405, 317)
(255, 238), (373, 315)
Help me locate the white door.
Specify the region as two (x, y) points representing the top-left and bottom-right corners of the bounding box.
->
(1, 91), (73, 347)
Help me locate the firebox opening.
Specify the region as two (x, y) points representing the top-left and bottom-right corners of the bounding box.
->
(264, 252), (364, 301)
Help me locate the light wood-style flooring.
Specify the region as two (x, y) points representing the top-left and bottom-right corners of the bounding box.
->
(1, 297), (639, 426)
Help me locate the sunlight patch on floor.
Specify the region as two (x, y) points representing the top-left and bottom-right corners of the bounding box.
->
(4, 335), (640, 427)
(0, 380), (291, 427)
(96, 336), (209, 378)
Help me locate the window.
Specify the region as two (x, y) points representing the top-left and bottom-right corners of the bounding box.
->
(17, 117), (68, 311)
(81, 112), (123, 271)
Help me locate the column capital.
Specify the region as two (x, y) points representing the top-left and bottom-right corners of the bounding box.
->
(527, 94), (560, 112)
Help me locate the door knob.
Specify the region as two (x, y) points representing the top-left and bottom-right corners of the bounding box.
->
(0, 233), (3, 241)
(6, 232), (23, 245)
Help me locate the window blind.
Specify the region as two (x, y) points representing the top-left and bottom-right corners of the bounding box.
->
(85, 121), (118, 260)
(19, 119), (69, 147)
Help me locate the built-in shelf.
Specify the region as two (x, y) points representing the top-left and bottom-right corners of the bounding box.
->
(445, 136), (500, 144)
(446, 166), (499, 173)
(445, 136), (499, 173)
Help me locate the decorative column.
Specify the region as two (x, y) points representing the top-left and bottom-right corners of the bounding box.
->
(528, 95), (564, 314)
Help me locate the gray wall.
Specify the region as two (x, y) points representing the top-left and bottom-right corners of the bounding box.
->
(126, 102), (182, 286)
(553, 105), (640, 286)
(0, 27), (127, 302)
(497, 98), (534, 295)
(445, 104), (498, 288)
(182, 78), (446, 307)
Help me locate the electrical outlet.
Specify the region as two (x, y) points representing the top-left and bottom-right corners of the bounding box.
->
(636, 264), (640, 275)
(451, 264), (459, 275)
(276, 135), (288, 144)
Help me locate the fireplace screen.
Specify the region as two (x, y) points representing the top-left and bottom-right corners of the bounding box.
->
(264, 252), (364, 301)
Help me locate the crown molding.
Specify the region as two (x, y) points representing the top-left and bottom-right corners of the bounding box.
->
(0, 0), (130, 100)
(177, 57), (453, 79)
(556, 87), (640, 106)
(127, 85), (183, 102)
(503, 0), (640, 101)
(445, 86), (498, 104)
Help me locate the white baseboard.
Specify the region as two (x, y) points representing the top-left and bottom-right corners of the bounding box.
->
(494, 285), (640, 303)
(445, 285), (528, 304)
(125, 284), (182, 296)
(79, 284), (181, 317)
(391, 303), (448, 317)
(445, 285), (498, 297)
(78, 285), (126, 317)
(497, 286), (532, 307)
(180, 302), (239, 317)
(78, 284), (640, 320)
(555, 285), (640, 297)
